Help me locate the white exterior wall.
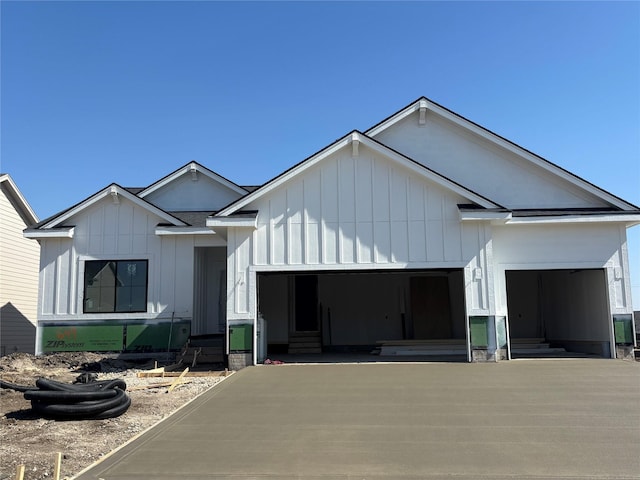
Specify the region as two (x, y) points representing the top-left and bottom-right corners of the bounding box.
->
(37, 197), (204, 324)
(226, 144), (492, 322)
(374, 113), (609, 209)
(143, 174), (242, 211)
(0, 185), (40, 354)
(492, 223), (633, 317)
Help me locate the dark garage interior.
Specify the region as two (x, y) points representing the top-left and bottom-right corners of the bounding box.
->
(506, 269), (611, 358)
(258, 269), (467, 359)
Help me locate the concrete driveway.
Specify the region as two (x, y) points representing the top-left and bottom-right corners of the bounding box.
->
(75, 359), (640, 479)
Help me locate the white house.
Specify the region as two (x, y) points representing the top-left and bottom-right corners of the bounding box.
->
(1, 174), (40, 355)
(25, 98), (639, 365)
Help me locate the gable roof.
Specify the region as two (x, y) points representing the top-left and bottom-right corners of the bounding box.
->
(0, 173), (39, 226)
(366, 97), (639, 212)
(213, 130), (503, 219)
(35, 184), (188, 230)
(137, 161), (248, 199)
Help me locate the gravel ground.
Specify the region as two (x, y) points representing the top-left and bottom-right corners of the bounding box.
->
(0, 352), (229, 480)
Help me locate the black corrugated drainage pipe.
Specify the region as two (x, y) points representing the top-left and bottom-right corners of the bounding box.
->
(0, 378), (130, 420)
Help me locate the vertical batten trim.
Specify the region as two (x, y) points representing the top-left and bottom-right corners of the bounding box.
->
(440, 194), (446, 262)
(53, 240), (61, 315)
(337, 157), (343, 265)
(286, 189), (291, 265)
(389, 167), (395, 262)
(320, 167), (326, 265)
(405, 176), (411, 262)
(372, 156), (379, 263)
(69, 245), (77, 315)
(422, 183), (428, 261)
(354, 155), (359, 263)
(303, 178), (308, 265)
(268, 199), (274, 265)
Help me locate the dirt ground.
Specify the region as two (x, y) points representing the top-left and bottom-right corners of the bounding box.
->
(0, 352), (228, 480)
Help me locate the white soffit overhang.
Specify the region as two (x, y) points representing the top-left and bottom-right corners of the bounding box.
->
(504, 214), (640, 226)
(206, 214), (258, 229)
(41, 185), (187, 229)
(459, 211), (512, 222)
(216, 131), (501, 217)
(138, 161), (247, 198)
(24, 226), (75, 239)
(155, 226), (217, 235)
(459, 210), (640, 226)
(366, 97), (639, 211)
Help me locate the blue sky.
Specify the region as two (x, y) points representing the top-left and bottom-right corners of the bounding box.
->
(2, 1), (639, 307)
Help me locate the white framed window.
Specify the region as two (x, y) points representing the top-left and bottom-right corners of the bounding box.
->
(83, 260), (149, 313)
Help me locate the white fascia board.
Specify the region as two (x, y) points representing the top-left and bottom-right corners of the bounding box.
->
(367, 98), (637, 211)
(42, 185), (187, 229)
(138, 162), (247, 198)
(155, 226), (216, 235)
(459, 211), (512, 222)
(206, 216), (258, 229)
(0, 174), (39, 225)
(24, 227), (74, 238)
(505, 214), (640, 225)
(217, 131), (500, 216)
(216, 136), (352, 216)
(365, 99), (424, 137)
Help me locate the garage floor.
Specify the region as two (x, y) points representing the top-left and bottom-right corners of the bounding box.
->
(75, 359), (640, 480)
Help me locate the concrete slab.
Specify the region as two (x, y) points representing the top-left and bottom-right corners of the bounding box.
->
(75, 359), (640, 479)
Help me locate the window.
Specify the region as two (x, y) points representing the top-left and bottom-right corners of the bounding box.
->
(84, 260), (148, 313)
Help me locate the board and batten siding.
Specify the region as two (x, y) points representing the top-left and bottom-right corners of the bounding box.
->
(38, 197), (198, 321)
(374, 111), (610, 210)
(492, 223), (633, 316)
(0, 185), (40, 354)
(226, 146), (492, 320)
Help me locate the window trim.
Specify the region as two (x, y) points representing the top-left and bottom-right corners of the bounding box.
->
(82, 259), (149, 314)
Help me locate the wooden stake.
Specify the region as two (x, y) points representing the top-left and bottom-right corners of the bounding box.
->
(15, 465), (24, 480)
(128, 380), (191, 391)
(167, 367), (189, 393)
(53, 452), (62, 480)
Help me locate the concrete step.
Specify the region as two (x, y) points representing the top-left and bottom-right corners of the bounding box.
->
(511, 347), (567, 354)
(289, 334), (321, 342)
(288, 347), (323, 354)
(288, 342), (322, 349)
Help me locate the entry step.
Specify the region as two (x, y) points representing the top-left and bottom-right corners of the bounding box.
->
(288, 332), (322, 354)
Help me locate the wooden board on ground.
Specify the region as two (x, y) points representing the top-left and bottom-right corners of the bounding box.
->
(137, 370), (227, 378)
(128, 380), (192, 391)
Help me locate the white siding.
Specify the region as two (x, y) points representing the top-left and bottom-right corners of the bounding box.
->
(0, 185), (40, 354)
(492, 223), (631, 316)
(38, 196), (197, 322)
(144, 173), (242, 211)
(374, 111), (611, 209)
(252, 146), (476, 268)
(228, 144), (489, 318)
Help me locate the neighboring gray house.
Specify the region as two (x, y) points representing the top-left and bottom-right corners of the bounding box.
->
(1, 174), (40, 355)
(25, 98), (640, 364)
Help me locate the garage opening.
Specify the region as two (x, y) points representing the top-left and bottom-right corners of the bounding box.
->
(505, 269), (611, 358)
(257, 269), (467, 362)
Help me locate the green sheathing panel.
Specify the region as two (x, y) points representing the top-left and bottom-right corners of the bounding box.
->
(229, 324), (253, 352)
(469, 317), (489, 348)
(125, 322), (191, 353)
(40, 321), (191, 353)
(613, 315), (634, 345)
(41, 325), (124, 352)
